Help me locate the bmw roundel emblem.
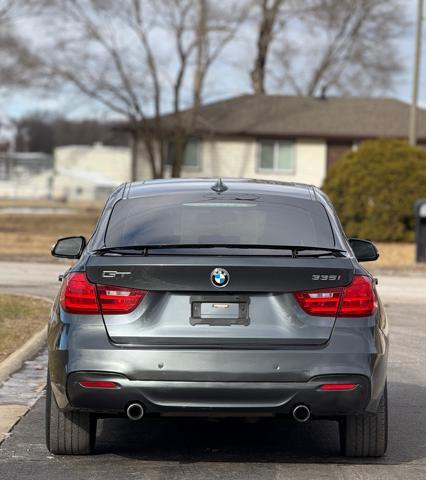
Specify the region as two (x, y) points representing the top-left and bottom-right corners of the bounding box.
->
(211, 267), (230, 288)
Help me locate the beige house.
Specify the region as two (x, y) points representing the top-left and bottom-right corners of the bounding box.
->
(134, 95), (426, 186)
(53, 143), (131, 201)
(136, 138), (326, 186)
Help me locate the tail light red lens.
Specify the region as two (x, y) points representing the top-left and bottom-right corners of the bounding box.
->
(60, 272), (146, 315)
(339, 275), (377, 317)
(294, 288), (341, 316)
(294, 275), (376, 318)
(60, 272), (99, 314)
(96, 284), (146, 314)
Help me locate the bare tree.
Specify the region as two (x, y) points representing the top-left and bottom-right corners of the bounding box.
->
(0, 1), (12, 22)
(250, 0), (284, 94)
(2, 0), (408, 180)
(17, 0), (247, 179)
(251, 0), (406, 96)
(0, 1), (46, 89)
(168, 0), (248, 176)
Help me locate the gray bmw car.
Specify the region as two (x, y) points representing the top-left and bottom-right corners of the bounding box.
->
(46, 178), (388, 457)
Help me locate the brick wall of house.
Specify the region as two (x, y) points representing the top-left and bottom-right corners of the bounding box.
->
(326, 141), (353, 169)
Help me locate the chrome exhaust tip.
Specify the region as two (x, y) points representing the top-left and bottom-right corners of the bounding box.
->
(126, 403), (144, 421)
(292, 404), (311, 423)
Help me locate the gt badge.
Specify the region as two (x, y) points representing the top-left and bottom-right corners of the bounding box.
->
(102, 271), (132, 279)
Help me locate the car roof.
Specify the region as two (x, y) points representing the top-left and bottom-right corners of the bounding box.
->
(126, 178), (316, 201)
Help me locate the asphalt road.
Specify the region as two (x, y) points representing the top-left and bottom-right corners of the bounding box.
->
(0, 262), (425, 479)
(0, 260), (68, 299)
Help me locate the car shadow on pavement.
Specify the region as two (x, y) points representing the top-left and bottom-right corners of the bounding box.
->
(93, 381), (425, 465)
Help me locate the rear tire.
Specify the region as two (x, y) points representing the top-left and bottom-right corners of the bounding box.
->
(45, 375), (96, 455)
(339, 383), (388, 457)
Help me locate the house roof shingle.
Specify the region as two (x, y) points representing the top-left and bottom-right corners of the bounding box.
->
(159, 95), (426, 141)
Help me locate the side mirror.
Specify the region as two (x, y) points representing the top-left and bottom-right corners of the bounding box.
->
(349, 238), (379, 262)
(52, 236), (86, 259)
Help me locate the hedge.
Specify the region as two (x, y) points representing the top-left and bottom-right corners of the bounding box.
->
(322, 139), (426, 242)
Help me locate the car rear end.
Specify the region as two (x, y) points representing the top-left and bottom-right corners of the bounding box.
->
(46, 179), (388, 457)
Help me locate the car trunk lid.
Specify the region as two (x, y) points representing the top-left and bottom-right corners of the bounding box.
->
(86, 255), (354, 347)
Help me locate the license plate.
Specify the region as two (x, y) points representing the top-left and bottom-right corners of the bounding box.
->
(200, 302), (240, 318)
(190, 295), (250, 326)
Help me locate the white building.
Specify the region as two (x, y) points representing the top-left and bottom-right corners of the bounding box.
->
(0, 115), (17, 153)
(53, 143), (131, 201)
(0, 152), (53, 199)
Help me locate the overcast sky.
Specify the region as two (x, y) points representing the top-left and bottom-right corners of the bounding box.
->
(398, 0), (425, 105)
(1, 0), (425, 120)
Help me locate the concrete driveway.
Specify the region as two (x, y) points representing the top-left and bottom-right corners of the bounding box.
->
(0, 262), (425, 479)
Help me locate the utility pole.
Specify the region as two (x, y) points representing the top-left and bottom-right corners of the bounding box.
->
(409, 0), (424, 146)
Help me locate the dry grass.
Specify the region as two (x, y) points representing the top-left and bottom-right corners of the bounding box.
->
(0, 295), (52, 363)
(0, 206), (100, 261)
(374, 243), (415, 267)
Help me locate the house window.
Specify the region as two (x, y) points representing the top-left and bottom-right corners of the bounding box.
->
(166, 139), (200, 169)
(258, 141), (295, 173)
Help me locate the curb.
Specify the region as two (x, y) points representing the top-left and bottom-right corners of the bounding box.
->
(0, 325), (48, 385)
(0, 295), (53, 444)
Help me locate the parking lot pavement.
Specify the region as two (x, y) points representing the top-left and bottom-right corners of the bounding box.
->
(0, 300), (424, 479)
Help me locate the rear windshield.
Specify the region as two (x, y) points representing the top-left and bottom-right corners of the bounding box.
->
(105, 193), (335, 248)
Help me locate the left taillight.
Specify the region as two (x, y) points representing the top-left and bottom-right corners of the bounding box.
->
(60, 272), (146, 315)
(60, 272), (100, 314)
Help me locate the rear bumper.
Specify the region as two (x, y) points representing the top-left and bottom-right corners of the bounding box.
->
(48, 305), (389, 417)
(66, 372), (370, 418)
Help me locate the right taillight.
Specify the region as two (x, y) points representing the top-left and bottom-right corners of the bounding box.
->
(293, 288), (342, 316)
(294, 275), (376, 317)
(60, 272), (146, 315)
(338, 275), (377, 317)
